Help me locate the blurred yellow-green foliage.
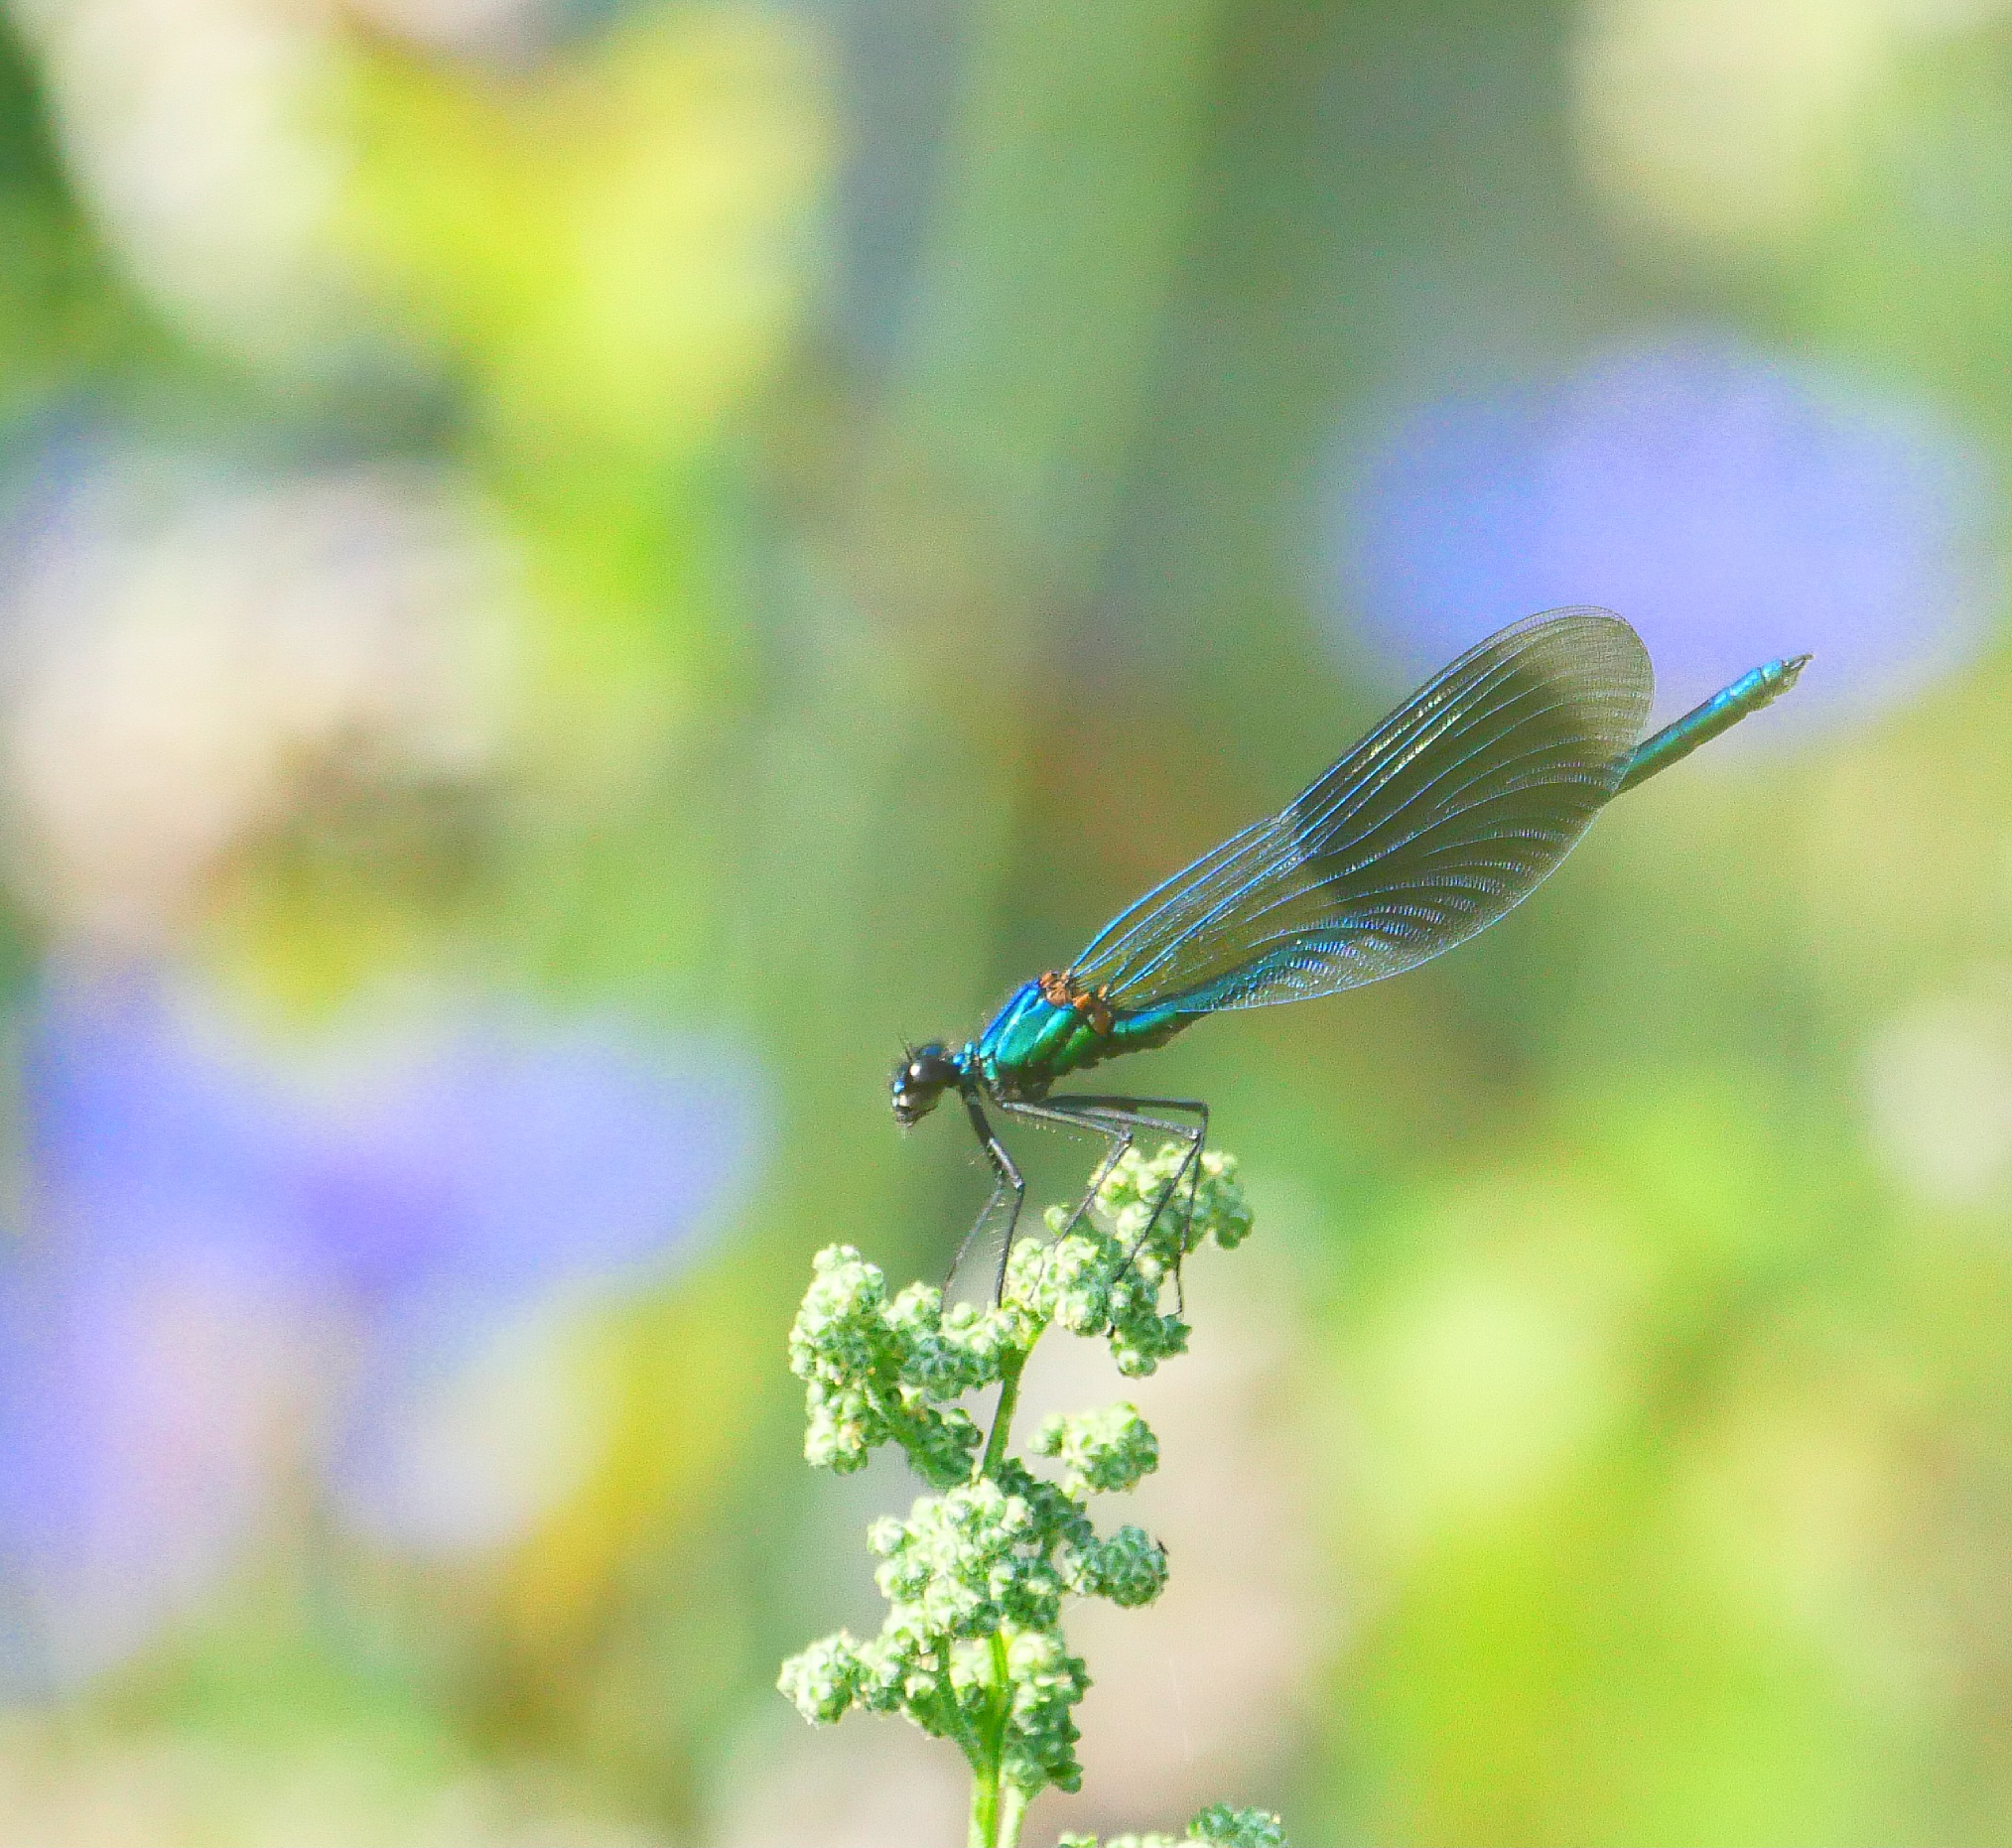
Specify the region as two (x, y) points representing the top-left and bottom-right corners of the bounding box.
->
(0, 0), (2008, 1842)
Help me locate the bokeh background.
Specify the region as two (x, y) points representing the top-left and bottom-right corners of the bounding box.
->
(0, 0), (2005, 1841)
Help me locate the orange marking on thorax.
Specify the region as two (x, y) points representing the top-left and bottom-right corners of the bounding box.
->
(1039, 969), (1114, 1037)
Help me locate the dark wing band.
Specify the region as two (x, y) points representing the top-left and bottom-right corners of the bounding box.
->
(1068, 607), (1653, 1013)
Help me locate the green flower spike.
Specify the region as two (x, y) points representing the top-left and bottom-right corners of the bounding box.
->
(780, 1145), (1286, 1848)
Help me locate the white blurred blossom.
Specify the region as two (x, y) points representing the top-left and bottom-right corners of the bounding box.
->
(6, 0), (352, 362)
(0, 453), (516, 950)
(1573, 0), (2012, 256)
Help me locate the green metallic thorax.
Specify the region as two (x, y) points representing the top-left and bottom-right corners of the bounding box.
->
(964, 980), (1190, 1100)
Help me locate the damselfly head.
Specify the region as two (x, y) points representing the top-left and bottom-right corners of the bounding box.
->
(891, 1042), (958, 1126)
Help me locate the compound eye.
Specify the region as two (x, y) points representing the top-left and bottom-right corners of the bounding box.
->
(907, 1062), (927, 1083)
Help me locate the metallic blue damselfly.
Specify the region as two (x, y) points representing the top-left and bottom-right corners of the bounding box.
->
(891, 607), (1808, 1298)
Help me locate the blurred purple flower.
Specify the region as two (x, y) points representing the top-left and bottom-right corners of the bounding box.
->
(1331, 333), (1999, 724)
(0, 972), (761, 1691)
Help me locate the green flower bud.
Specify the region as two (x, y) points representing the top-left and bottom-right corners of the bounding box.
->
(1070, 1524), (1169, 1608)
(1108, 1305), (1190, 1378)
(776, 1632), (864, 1725)
(1000, 1628), (1090, 1794)
(1188, 1152), (1254, 1252)
(1189, 1803), (1286, 1847)
(1032, 1403), (1160, 1498)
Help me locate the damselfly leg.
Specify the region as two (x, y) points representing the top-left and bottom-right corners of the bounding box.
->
(1027, 1094), (1208, 1298)
(944, 1095), (1024, 1305)
(991, 1097), (1132, 1234)
(955, 1095), (1138, 1303)
(950, 1095), (1208, 1305)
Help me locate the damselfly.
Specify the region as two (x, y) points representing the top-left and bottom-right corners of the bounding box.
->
(891, 608), (1808, 1298)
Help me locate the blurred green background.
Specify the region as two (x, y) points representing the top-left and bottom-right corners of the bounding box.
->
(0, 0), (2005, 1841)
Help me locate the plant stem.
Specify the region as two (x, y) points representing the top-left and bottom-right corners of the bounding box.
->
(967, 1629), (1022, 1848)
(969, 1754), (999, 1848)
(998, 1773), (1028, 1848)
(968, 1346), (1032, 1847)
(980, 1344), (1028, 1482)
